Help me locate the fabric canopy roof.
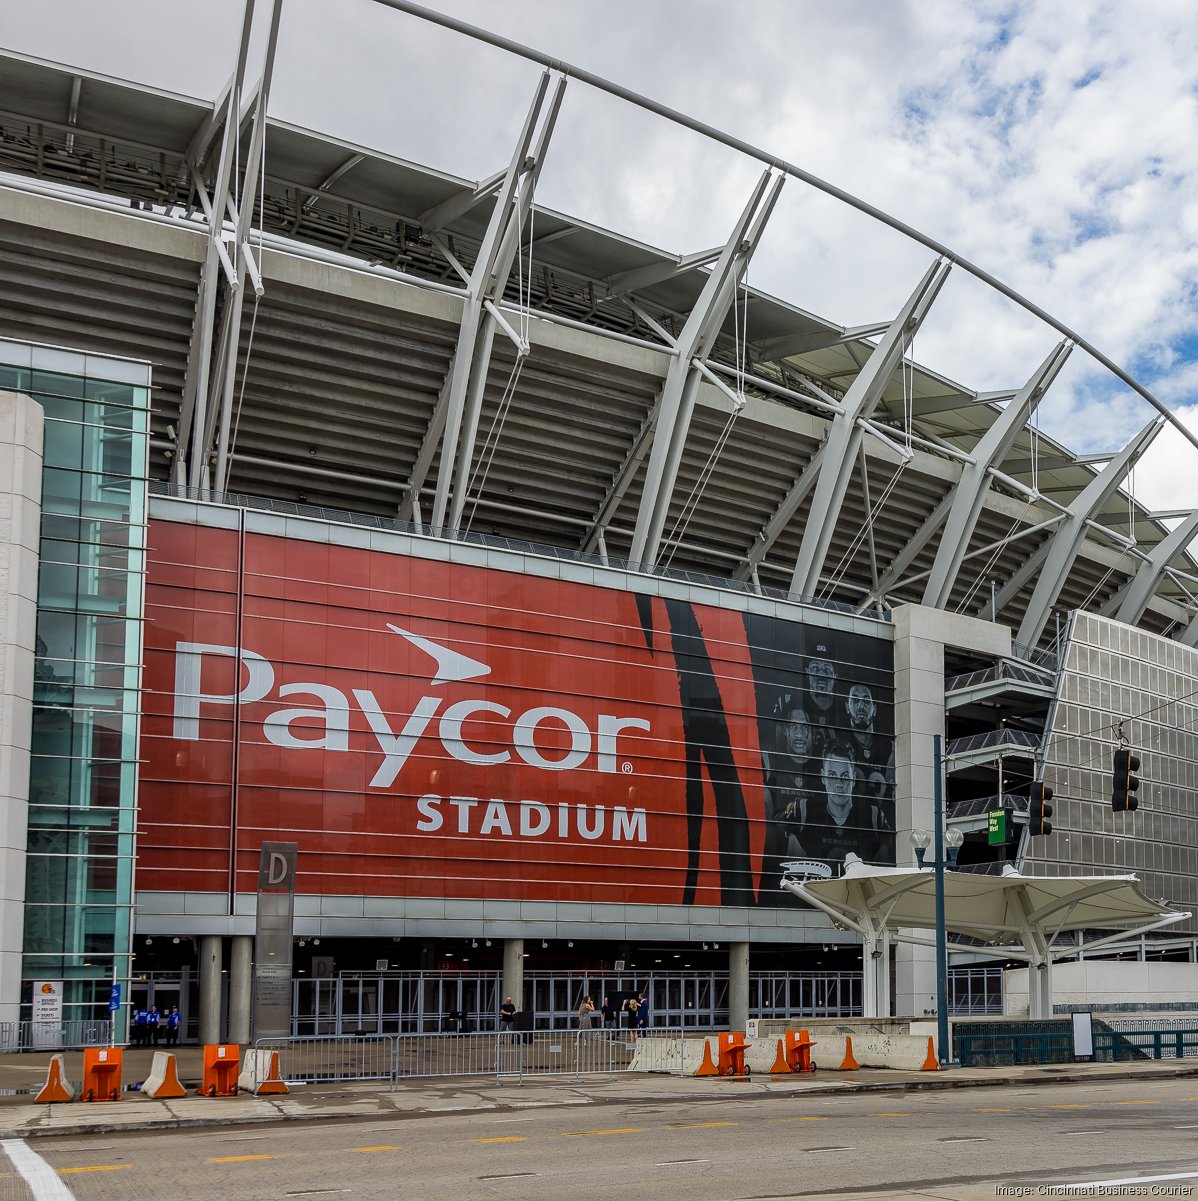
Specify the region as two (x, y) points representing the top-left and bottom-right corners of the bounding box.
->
(784, 859), (1187, 948)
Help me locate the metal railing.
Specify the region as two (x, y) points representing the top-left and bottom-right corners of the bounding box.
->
(956, 1020), (1198, 1066)
(0, 1019), (113, 1053)
(253, 1026), (696, 1089)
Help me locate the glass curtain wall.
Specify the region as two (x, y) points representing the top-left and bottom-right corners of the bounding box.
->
(0, 340), (149, 1027)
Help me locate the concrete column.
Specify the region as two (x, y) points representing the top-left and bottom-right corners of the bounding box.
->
(227, 935), (253, 1045)
(728, 942), (749, 1031)
(890, 605), (1010, 1019)
(0, 392), (43, 1027)
(199, 935), (223, 1045)
(502, 937), (524, 1013)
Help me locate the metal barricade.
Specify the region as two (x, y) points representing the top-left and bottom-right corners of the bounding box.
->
(255, 1035), (395, 1087)
(0, 1019), (113, 1053)
(252, 1026), (699, 1088)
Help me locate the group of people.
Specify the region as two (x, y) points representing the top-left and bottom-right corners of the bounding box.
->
(576, 991), (650, 1032)
(130, 1003), (181, 1046)
(764, 645), (896, 877)
(496, 992), (652, 1032)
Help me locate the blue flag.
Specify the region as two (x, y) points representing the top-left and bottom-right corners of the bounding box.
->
(108, 983), (121, 1013)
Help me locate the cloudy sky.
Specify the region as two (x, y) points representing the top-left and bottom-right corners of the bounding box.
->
(2, 0), (1196, 510)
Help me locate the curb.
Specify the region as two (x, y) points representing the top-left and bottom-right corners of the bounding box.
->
(4, 1062), (1198, 1140)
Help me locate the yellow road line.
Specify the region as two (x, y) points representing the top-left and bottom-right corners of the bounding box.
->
(1047, 1104), (1088, 1109)
(58, 1165), (130, 1174)
(669, 1121), (738, 1129)
(563, 1128), (643, 1137)
(785, 1115), (828, 1122)
(870, 1112), (914, 1117)
(352, 1146), (401, 1152)
(209, 1154), (278, 1162)
(1113, 1100), (1159, 1106)
(473, 1137), (527, 1144)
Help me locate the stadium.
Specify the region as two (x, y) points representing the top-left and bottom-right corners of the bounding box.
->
(1, 1), (1196, 1046)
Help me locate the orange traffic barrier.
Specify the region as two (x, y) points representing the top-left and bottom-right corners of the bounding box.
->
(198, 1044), (240, 1096)
(716, 1031), (751, 1077)
(782, 1028), (817, 1073)
(694, 1040), (720, 1076)
(921, 1037), (939, 1071)
(143, 1051), (187, 1099)
(35, 1053), (75, 1103)
(81, 1046), (122, 1102)
(839, 1036), (859, 1071)
(769, 1038), (793, 1074)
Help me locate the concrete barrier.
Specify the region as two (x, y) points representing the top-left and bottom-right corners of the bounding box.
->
(629, 1027), (938, 1073)
(143, 1051), (187, 1099)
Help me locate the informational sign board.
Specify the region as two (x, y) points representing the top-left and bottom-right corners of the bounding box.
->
(988, 809), (1007, 845)
(1071, 1011), (1094, 1059)
(253, 841), (298, 1041)
(31, 981), (63, 1049)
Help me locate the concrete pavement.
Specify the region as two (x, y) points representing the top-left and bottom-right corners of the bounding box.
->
(1, 1045), (1197, 1141)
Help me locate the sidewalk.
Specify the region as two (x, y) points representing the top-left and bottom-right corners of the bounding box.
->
(1, 1047), (1197, 1141)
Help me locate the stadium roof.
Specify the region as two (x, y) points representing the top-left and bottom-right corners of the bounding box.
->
(0, 38), (1195, 649)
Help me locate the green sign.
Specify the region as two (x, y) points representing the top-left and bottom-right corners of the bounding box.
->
(988, 809), (1007, 846)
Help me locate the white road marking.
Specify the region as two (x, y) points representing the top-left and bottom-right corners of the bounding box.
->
(655, 1159), (710, 1167)
(1062, 1130), (1104, 1136)
(1066, 1171), (1198, 1188)
(2, 1139), (77, 1200)
(1175, 1124), (1198, 1130)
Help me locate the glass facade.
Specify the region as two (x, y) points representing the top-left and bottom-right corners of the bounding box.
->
(1033, 611), (1198, 932)
(0, 339), (149, 1024)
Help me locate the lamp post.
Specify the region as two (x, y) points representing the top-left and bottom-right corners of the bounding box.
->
(909, 733), (964, 1068)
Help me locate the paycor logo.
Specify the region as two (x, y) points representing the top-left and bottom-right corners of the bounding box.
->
(171, 625), (651, 789)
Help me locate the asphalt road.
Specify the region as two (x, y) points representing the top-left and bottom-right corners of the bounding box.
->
(2, 1077), (1198, 1200)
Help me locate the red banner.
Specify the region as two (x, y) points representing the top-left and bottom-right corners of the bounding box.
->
(139, 521), (770, 906)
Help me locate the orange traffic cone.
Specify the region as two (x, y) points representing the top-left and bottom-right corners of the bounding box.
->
(254, 1050), (289, 1095)
(839, 1036), (859, 1071)
(694, 1040), (720, 1077)
(770, 1038), (793, 1074)
(921, 1037), (939, 1071)
(35, 1054), (75, 1103)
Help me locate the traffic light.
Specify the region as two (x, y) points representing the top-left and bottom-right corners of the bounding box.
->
(1111, 748), (1140, 812)
(1029, 781), (1053, 836)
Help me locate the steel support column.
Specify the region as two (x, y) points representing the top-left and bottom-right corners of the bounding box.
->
(788, 258), (951, 599)
(426, 72), (562, 531)
(175, 0), (258, 489)
(922, 340), (1072, 609)
(1108, 509), (1198, 626)
(1015, 417), (1164, 647)
(629, 169), (783, 566)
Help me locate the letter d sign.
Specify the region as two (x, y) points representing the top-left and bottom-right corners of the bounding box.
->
(258, 842), (297, 892)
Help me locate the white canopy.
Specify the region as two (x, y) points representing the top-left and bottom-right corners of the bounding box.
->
(782, 858), (1189, 1017)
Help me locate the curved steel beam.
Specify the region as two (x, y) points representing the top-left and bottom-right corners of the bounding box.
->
(371, 0), (1198, 460)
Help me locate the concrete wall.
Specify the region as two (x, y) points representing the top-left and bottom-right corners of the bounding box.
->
(1004, 960), (1198, 1015)
(891, 606), (1011, 1018)
(0, 391), (43, 1025)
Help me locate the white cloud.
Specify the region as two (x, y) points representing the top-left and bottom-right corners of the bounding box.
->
(1, 0), (1196, 499)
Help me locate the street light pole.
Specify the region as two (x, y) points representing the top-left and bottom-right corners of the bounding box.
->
(933, 733), (949, 1068)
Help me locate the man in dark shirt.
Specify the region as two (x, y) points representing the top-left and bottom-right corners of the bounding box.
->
(498, 996), (516, 1032)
